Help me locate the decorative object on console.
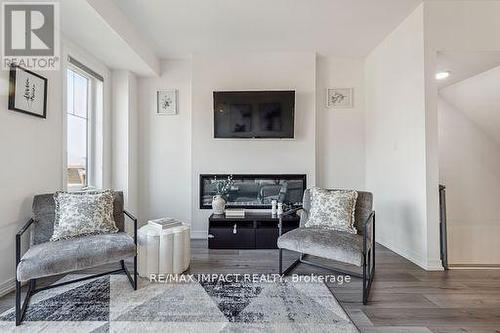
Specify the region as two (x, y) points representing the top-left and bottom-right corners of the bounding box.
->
(212, 195), (226, 215)
(277, 202), (283, 215)
(271, 200), (277, 215)
(157, 89), (177, 115)
(211, 175), (234, 215)
(137, 221), (190, 277)
(8, 65), (48, 118)
(326, 88), (353, 108)
(225, 209), (245, 218)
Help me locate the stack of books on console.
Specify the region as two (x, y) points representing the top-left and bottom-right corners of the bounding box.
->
(148, 217), (182, 231)
(225, 209), (246, 218)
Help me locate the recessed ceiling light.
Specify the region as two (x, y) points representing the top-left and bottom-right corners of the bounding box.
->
(435, 71), (450, 80)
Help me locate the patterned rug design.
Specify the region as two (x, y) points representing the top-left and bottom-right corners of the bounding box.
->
(200, 280), (264, 322)
(1, 277), (110, 322)
(0, 275), (358, 332)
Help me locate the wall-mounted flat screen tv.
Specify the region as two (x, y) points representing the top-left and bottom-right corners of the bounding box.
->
(213, 91), (295, 138)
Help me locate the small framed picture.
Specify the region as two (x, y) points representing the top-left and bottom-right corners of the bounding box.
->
(326, 88), (353, 108)
(8, 65), (48, 118)
(157, 89), (177, 115)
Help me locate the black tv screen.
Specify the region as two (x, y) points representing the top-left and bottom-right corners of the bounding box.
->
(214, 91), (295, 138)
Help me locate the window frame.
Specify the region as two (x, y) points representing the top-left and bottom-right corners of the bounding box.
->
(64, 59), (101, 191)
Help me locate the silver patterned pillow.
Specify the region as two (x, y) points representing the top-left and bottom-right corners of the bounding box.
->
(50, 190), (118, 241)
(304, 188), (358, 234)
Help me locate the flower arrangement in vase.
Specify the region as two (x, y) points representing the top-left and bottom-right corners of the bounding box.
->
(212, 175), (233, 215)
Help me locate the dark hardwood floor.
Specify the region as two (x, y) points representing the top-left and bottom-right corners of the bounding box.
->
(2, 240), (500, 332)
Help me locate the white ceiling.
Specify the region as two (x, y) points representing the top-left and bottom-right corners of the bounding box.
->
(60, 0), (159, 76)
(440, 63), (500, 146)
(113, 0), (422, 58)
(436, 51), (500, 89)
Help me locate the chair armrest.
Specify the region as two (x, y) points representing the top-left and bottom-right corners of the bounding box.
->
(16, 218), (34, 238)
(278, 206), (303, 236)
(363, 211), (375, 254)
(123, 210), (137, 223)
(16, 218), (34, 274)
(123, 210), (138, 245)
(363, 211), (375, 228)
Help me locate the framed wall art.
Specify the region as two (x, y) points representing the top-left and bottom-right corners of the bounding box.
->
(326, 88), (353, 109)
(157, 89), (177, 115)
(8, 65), (48, 118)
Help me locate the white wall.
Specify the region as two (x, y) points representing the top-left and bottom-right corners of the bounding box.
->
(112, 70), (139, 216)
(136, 54), (368, 238)
(129, 74), (139, 216)
(422, 0), (500, 270)
(336, 0), (500, 271)
(438, 96), (500, 266)
(362, 0), (500, 270)
(0, 35), (112, 294)
(316, 56), (365, 189)
(0, 68), (63, 295)
(138, 60), (192, 225)
(190, 52), (317, 237)
(112, 71), (129, 203)
(365, 4), (433, 269)
(437, 65), (500, 148)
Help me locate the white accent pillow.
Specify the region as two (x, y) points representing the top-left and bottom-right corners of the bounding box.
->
(304, 188), (358, 234)
(51, 190), (118, 241)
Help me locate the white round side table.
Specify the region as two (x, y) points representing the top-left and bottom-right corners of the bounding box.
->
(137, 222), (191, 277)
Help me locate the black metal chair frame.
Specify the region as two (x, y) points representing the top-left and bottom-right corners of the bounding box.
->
(15, 210), (138, 326)
(278, 208), (375, 304)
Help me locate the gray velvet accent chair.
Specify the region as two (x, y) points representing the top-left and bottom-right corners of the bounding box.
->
(277, 189), (375, 304)
(15, 191), (138, 326)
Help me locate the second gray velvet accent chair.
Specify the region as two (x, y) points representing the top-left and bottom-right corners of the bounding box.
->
(277, 189), (375, 304)
(15, 191), (138, 326)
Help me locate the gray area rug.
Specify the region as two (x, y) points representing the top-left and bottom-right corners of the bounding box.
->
(0, 274), (358, 332)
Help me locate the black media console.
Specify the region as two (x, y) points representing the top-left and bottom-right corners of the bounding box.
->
(208, 212), (300, 249)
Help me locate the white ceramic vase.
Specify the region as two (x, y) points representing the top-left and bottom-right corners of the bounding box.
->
(212, 195), (226, 215)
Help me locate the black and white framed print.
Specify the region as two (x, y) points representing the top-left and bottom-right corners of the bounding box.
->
(157, 89), (177, 115)
(326, 88), (353, 109)
(8, 65), (48, 118)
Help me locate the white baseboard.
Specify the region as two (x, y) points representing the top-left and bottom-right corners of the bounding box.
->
(377, 236), (443, 271)
(426, 259), (445, 271)
(191, 230), (207, 239)
(449, 264), (500, 270)
(0, 277), (16, 298)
